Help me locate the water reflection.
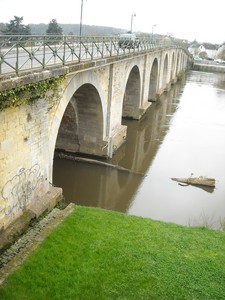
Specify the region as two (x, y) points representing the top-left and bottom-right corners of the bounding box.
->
(53, 71), (225, 229)
(111, 77), (186, 173)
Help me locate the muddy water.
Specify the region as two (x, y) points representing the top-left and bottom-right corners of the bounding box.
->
(53, 71), (225, 228)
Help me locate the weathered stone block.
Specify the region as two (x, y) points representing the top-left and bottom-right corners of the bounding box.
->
(29, 186), (63, 218)
(0, 210), (36, 254)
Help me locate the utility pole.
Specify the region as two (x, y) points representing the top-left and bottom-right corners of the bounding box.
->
(130, 12), (136, 33)
(79, 0), (84, 61)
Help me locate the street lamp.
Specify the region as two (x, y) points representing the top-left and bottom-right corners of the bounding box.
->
(79, 0), (84, 61)
(79, 0), (84, 38)
(130, 12), (136, 33)
(151, 24), (156, 42)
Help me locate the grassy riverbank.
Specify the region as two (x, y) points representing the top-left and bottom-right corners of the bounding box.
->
(0, 205), (225, 299)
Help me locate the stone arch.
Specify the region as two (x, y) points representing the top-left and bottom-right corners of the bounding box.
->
(49, 71), (107, 181)
(55, 100), (78, 153)
(170, 52), (176, 83)
(148, 58), (159, 101)
(181, 52), (187, 71)
(55, 83), (104, 155)
(162, 54), (169, 90)
(176, 52), (180, 76)
(122, 65), (141, 119)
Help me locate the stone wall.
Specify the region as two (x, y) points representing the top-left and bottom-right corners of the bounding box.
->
(192, 63), (225, 73)
(0, 96), (63, 231)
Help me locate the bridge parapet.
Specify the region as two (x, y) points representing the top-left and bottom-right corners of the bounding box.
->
(0, 34), (189, 77)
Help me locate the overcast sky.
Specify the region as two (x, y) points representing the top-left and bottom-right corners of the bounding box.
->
(0, 0), (224, 44)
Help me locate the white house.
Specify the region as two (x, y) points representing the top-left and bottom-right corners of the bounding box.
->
(188, 43), (219, 59)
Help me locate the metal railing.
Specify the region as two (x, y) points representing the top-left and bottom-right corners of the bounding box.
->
(0, 35), (188, 76)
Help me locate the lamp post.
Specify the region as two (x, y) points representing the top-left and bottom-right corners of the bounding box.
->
(79, 0), (84, 38)
(130, 12), (136, 33)
(79, 0), (84, 61)
(151, 24), (156, 42)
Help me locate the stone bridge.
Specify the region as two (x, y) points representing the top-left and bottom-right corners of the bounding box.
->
(0, 42), (189, 238)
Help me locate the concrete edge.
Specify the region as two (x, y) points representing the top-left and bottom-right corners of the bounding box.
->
(0, 203), (75, 285)
(0, 186), (63, 253)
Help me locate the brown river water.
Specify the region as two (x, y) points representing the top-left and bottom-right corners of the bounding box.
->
(53, 70), (225, 229)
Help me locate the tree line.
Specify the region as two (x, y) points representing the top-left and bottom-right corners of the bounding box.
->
(0, 16), (63, 35)
(0, 16), (124, 36)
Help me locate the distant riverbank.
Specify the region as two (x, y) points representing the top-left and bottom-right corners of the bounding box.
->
(192, 62), (225, 72)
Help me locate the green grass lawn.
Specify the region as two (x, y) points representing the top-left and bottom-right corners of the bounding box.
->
(0, 205), (225, 299)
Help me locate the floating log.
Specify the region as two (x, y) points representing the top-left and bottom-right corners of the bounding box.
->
(55, 152), (144, 176)
(171, 176), (216, 187)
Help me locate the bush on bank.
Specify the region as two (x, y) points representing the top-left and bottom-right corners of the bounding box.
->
(0, 205), (225, 299)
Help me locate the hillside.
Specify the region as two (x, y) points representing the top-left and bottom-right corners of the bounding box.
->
(29, 23), (125, 36)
